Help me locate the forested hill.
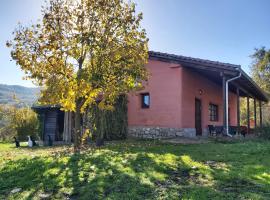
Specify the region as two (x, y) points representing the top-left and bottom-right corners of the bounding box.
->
(0, 84), (40, 107)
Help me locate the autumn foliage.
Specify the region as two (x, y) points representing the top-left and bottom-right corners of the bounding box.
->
(7, 0), (148, 150)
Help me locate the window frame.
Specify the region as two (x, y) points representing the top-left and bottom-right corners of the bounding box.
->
(209, 103), (218, 121)
(141, 93), (150, 109)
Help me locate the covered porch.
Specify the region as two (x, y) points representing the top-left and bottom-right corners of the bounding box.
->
(186, 60), (268, 135)
(218, 69), (266, 135)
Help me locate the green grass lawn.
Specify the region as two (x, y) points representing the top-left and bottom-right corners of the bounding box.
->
(0, 139), (270, 200)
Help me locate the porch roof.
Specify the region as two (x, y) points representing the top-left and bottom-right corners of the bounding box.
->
(149, 51), (269, 102)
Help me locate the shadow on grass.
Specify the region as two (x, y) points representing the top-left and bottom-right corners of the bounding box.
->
(0, 140), (270, 199)
(106, 140), (270, 199)
(0, 150), (157, 199)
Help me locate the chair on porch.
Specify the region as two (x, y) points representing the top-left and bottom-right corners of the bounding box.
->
(229, 126), (247, 137)
(208, 125), (216, 136)
(209, 124), (248, 137)
(240, 126), (247, 137)
(228, 126), (238, 135)
(208, 125), (225, 136)
(215, 126), (224, 135)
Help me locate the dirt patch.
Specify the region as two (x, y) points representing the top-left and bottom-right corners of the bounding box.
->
(161, 137), (209, 144)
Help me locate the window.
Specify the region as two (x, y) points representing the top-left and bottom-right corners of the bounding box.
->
(209, 103), (218, 121)
(141, 93), (150, 108)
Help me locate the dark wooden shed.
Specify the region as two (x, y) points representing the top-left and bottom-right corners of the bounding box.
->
(32, 105), (72, 145)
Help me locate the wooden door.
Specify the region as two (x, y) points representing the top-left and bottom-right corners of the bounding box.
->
(44, 111), (57, 141)
(195, 98), (202, 136)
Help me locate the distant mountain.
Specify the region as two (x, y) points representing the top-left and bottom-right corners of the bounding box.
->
(0, 84), (40, 107)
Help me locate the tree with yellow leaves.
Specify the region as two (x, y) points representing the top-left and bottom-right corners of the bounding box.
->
(7, 0), (148, 151)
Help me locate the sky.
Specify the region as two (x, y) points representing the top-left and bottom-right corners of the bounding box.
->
(1, 0), (270, 87)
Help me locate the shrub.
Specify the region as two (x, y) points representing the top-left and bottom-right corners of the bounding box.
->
(87, 95), (128, 140)
(0, 105), (39, 141)
(254, 123), (270, 140)
(14, 108), (39, 141)
(0, 126), (15, 142)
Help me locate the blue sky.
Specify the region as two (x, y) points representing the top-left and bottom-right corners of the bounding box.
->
(1, 0), (270, 87)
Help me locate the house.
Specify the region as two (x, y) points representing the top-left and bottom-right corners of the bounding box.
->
(33, 51), (269, 143)
(127, 51), (268, 138)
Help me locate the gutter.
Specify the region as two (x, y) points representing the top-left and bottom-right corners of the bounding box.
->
(225, 67), (242, 137)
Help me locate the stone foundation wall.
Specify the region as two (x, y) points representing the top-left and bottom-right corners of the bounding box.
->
(202, 128), (209, 137)
(128, 126), (196, 139)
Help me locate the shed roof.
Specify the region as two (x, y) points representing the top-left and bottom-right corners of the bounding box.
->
(149, 51), (269, 102)
(32, 105), (61, 112)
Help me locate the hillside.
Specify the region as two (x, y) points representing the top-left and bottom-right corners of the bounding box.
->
(0, 84), (39, 107)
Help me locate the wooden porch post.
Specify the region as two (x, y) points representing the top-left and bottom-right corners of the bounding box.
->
(63, 111), (72, 143)
(237, 88), (240, 133)
(222, 75), (227, 130)
(259, 101), (262, 127)
(247, 97), (250, 134)
(42, 113), (46, 141)
(254, 99), (257, 128)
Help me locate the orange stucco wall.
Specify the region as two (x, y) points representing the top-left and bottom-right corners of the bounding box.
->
(128, 60), (182, 127)
(127, 59), (237, 132)
(180, 67), (237, 131)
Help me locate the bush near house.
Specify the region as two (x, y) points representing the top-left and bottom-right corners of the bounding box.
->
(87, 95), (128, 140)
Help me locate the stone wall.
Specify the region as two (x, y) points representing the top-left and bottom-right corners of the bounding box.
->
(128, 126), (196, 139)
(202, 128), (209, 137)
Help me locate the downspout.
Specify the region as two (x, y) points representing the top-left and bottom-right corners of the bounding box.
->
(225, 67), (242, 137)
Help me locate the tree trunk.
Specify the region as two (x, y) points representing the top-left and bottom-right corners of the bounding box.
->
(74, 101), (82, 152)
(74, 57), (83, 152)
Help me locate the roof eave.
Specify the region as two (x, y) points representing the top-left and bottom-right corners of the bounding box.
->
(149, 51), (269, 102)
(240, 69), (269, 102)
